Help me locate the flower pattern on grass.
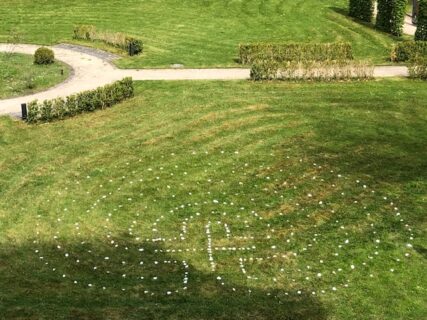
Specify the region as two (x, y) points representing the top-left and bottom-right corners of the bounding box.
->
(32, 150), (414, 298)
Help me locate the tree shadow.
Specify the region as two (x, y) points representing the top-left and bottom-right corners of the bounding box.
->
(328, 6), (402, 41)
(0, 237), (327, 320)
(329, 6), (377, 30)
(329, 6), (349, 17)
(288, 85), (427, 187)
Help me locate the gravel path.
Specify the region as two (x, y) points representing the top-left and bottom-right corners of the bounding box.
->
(0, 44), (409, 117)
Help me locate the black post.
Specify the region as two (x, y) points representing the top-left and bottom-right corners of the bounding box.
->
(21, 103), (27, 120)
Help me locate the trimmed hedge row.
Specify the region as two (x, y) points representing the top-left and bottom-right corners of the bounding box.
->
(409, 56), (427, 79)
(391, 41), (427, 61)
(415, 0), (427, 41)
(27, 78), (134, 123)
(349, 0), (374, 22)
(376, 0), (407, 36)
(73, 25), (143, 56)
(250, 60), (374, 81)
(239, 42), (353, 64)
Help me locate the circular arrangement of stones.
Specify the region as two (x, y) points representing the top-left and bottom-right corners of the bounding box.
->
(32, 150), (415, 298)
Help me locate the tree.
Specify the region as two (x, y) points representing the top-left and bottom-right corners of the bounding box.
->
(349, 0), (375, 22)
(376, 0), (407, 36)
(376, 0), (393, 32)
(415, 0), (427, 40)
(390, 0), (408, 36)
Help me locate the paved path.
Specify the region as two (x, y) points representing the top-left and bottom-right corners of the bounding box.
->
(404, 15), (416, 36)
(0, 44), (409, 117)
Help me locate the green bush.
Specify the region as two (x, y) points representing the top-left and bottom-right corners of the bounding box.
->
(250, 59), (374, 81)
(27, 77), (134, 123)
(408, 56), (427, 79)
(391, 41), (427, 61)
(376, 0), (407, 36)
(349, 0), (374, 22)
(73, 25), (96, 40)
(73, 25), (143, 56)
(415, 0), (427, 41)
(239, 42), (353, 65)
(250, 60), (279, 80)
(26, 101), (39, 124)
(126, 37), (143, 56)
(34, 47), (55, 65)
(376, 0), (392, 32)
(390, 0), (407, 36)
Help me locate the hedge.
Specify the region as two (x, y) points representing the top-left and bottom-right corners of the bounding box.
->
(408, 56), (427, 79)
(27, 78), (134, 123)
(415, 0), (427, 41)
(349, 0), (374, 22)
(239, 42), (353, 64)
(390, 0), (407, 37)
(376, 0), (392, 32)
(376, 0), (407, 36)
(250, 60), (374, 81)
(390, 41), (427, 61)
(73, 25), (143, 56)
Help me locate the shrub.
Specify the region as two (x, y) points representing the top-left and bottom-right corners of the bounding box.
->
(40, 100), (53, 121)
(415, 0), (427, 41)
(376, 0), (393, 32)
(73, 25), (143, 56)
(26, 77), (134, 123)
(391, 41), (427, 61)
(73, 25), (96, 40)
(26, 101), (39, 123)
(126, 37), (143, 56)
(349, 0), (374, 22)
(390, 0), (407, 36)
(250, 60), (279, 80)
(239, 42), (353, 65)
(408, 56), (427, 79)
(24, 74), (36, 89)
(34, 47), (54, 65)
(250, 59), (374, 81)
(376, 0), (407, 36)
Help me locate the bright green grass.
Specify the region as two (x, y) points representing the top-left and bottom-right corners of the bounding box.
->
(0, 0), (399, 67)
(0, 52), (70, 99)
(0, 80), (426, 319)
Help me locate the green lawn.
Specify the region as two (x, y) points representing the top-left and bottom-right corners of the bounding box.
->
(0, 52), (70, 99)
(0, 80), (426, 319)
(0, 0), (398, 68)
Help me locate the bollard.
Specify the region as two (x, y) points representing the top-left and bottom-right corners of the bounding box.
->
(21, 103), (27, 121)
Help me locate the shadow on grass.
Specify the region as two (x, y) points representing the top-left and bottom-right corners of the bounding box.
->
(289, 83), (427, 187)
(328, 6), (403, 41)
(329, 6), (377, 30)
(0, 237), (327, 320)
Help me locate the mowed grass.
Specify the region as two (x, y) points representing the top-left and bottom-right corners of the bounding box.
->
(0, 52), (70, 99)
(0, 80), (426, 320)
(0, 0), (397, 67)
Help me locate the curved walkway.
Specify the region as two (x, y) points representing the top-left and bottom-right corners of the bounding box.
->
(0, 44), (409, 117)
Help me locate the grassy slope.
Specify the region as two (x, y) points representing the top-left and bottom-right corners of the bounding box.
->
(0, 80), (426, 319)
(0, 52), (70, 99)
(0, 0), (397, 67)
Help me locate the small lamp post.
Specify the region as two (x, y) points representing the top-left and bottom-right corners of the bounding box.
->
(21, 103), (27, 120)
